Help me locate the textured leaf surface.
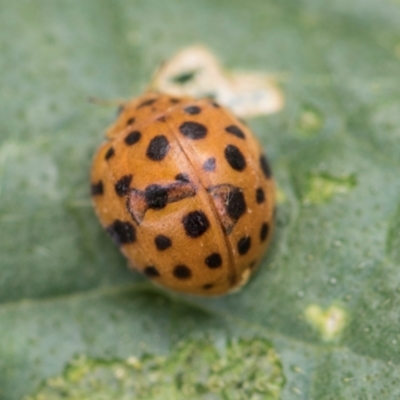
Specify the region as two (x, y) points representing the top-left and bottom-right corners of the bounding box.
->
(27, 337), (283, 399)
(1, 0), (400, 399)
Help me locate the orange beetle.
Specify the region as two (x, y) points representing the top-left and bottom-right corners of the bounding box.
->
(90, 93), (275, 295)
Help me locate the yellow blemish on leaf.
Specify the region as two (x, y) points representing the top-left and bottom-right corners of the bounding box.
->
(150, 45), (284, 117)
(297, 107), (323, 137)
(303, 173), (357, 204)
(26, 338), (285, 400)
(305, 304), (347, 341)
(276, 187), (287, 203)
(394, 43), (400, 59)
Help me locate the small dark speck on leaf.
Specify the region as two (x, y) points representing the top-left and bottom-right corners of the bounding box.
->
(170, 70), (198, 85)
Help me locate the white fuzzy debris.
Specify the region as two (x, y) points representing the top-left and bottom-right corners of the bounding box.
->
(150, 45), (284, 117)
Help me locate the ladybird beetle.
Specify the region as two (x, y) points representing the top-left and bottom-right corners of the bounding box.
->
(90, 93), (275, 295)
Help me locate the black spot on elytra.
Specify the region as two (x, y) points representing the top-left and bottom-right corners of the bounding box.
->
(237, 236), (251, 255)
(205, 253), (222, 269)
(179, 121), (207, 140)
(91, 181), (104, 196)
(184, 105), (201, 115)
(126, 117), (135, 125)
(260, 222), (269, 242)
(106, 220), (136, 245)
(173, 264), (192, 279)
(154, 234), (172, 251)
(203, 283), (214, 290)
(137, 98), (157, 108)
(260, 154), (272, 179)
(226, 190), (246, 221)
(105, 147), (115, 160)
(203, 157), (216, 172)
(144, 266), (160, 278)
(114, 175), (132, 196)
(182, 211), (210, 238)
(175, 173), (190, 182)
(225, 145), (246, 171)
(144, 184), (168, 209)
(125, 131), (141, 146)
(256, 187), (265, 204)
(225, 125), (245, 139)
(146, 135), (170, 161)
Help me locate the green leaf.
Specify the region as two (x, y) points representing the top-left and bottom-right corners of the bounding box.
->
(1, 0), (400, 399)
(26, 337), (284, 399)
